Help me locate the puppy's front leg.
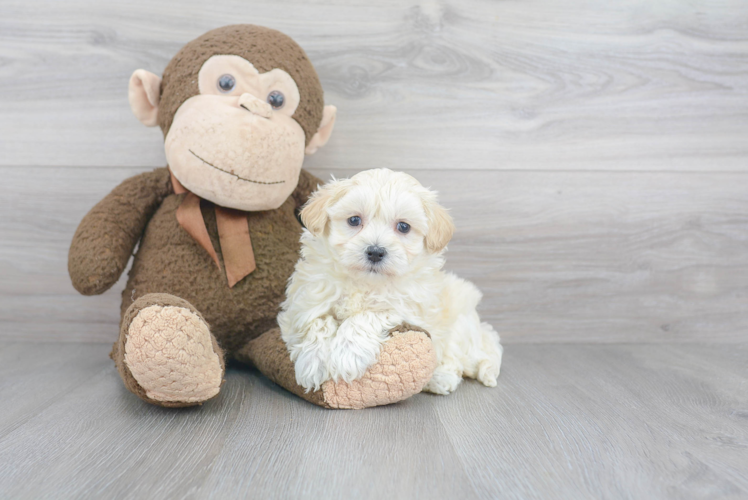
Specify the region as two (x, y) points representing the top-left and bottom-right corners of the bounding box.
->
(327, 312), (396, 383)
(287, 315), (339, 392)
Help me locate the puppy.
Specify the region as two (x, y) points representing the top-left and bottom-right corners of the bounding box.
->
(278, 168), (503, 395)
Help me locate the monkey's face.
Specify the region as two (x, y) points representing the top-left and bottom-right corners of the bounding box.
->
(129, 28), (336, 212)
(163, 55), (306, 211)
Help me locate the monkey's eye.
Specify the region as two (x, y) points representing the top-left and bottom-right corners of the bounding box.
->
(267, 90), (285, 109)
(397, 222), (411, 234)
(347, 216), (362, 227)
(217, 74), (236, 93)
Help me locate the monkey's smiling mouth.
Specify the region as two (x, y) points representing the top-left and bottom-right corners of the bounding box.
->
(189, 150), (286, 185)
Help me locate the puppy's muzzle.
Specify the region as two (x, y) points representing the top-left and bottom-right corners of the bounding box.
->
(365, 245), (387, 264)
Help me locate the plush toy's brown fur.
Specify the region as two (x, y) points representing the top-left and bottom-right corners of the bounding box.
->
(68, 25), (436, 409)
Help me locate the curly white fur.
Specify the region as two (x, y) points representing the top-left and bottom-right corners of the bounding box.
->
(278, 168), (503, 394)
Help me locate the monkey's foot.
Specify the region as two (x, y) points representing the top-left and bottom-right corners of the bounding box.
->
(112, 293), (225, 407)
(238, 325), (437, 409)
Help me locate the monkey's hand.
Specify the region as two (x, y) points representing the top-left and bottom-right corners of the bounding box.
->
(68, 167), (172, 295)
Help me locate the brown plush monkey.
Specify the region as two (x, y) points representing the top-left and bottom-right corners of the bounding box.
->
(68, 25), (436, 409)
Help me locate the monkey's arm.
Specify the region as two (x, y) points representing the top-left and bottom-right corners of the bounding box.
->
(292, 169), (324, 209)
(68, 167), (173, 295)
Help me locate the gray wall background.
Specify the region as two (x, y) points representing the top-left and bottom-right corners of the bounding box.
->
(1, 0), (747, 344)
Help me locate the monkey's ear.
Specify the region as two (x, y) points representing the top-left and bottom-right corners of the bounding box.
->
(305, 105), (337, 155)
(128, 69), (162, 127)
(300, 177), (349, 236)
(423, 195), (455, 253)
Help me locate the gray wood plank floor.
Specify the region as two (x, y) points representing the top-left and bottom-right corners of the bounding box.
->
(0, 341), (746, 499)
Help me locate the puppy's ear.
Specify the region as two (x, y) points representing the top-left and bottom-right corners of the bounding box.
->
(423, 194), (455, 253)
(300, 179), (348, 236)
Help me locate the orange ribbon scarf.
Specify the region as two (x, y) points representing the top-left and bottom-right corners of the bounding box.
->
(170, 171), (256, 288)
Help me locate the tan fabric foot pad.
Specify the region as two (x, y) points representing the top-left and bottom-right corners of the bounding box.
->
(241, 327), (437, 409)
(321, 328), (437, 409)
(124, 305), (223, 404)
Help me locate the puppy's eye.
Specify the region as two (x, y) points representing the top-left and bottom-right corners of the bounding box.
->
(347, 216), (362, 227)
(217, 74), (236, 93)
(397, 222), (411, 234)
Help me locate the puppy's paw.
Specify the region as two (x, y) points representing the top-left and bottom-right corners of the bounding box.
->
(423, 364), (463, 395)
(327, 320), (385, 383)
(477, 360), (500, 387)
(478, 340), (503, 387)
(292, 343), (329, 392)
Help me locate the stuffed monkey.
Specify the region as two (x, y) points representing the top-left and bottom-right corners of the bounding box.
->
(68, 25), (436, 409)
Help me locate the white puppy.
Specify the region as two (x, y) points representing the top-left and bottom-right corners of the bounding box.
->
(278, 168), (503, 395)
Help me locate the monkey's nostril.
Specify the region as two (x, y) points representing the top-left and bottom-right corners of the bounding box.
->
(365, 245), (387, 264)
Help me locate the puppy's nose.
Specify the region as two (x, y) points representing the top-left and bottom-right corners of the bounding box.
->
(366, 245), (387, 263)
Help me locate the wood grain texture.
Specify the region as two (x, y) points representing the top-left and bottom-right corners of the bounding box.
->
(2, 166), (746, 343)
(438, 342), (748, 500)
(0, 0), (746, 171)
(0, 341), (745, 499)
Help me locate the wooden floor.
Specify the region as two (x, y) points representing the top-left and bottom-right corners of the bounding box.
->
(1, 0), (747, 498)
(0, 341), (745, 499)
